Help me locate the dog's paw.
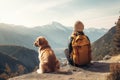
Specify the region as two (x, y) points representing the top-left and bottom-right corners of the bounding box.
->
(37, 69), (43, 74)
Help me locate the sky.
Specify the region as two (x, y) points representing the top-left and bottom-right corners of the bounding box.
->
(0, 0), (120, 29)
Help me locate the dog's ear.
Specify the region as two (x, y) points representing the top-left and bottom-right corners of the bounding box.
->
(38, 37), (48, 45)
(38, 38), (43, 45)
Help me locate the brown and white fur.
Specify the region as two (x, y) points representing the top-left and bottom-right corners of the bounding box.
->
(34, 36), (60, 74)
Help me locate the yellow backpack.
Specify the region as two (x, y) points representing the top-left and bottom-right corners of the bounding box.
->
(71, 34), (91, 65)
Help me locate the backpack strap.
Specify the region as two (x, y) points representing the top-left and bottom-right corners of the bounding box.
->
(72, 35), (90, 47)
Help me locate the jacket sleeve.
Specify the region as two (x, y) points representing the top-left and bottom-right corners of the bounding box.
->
(68, 37), (73, 54)
(86, 36), (90, 42)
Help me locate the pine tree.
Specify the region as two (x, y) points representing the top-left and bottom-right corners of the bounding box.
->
(113, 16), (120, 54)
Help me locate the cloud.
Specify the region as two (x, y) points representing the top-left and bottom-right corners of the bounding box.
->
(0, 0), (120, 28)
(0, 0), (72, 26)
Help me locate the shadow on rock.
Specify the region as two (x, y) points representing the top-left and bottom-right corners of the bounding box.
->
(82, 61), (110, 73)
(52, 70), (73, 75)
(68, 61), (110, 73)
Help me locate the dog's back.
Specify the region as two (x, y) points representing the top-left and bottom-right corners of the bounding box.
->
(34, 36), (60, 73)
(41, 48), (60, 72)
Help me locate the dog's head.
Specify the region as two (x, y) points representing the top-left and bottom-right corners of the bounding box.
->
(34, 36), (49, 48)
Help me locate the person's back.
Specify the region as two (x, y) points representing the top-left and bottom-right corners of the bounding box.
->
(71, 31), (91, 66)
(65, 21), (91, 67)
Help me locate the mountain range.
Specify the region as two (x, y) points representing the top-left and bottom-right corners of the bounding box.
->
(92, 27), (115, 60)
(0, 52), (28, 80)
(0, 22), (108, 50)
(0, 45), (39, 80)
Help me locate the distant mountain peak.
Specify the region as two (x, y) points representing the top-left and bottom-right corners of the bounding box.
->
(50, 21), (68, 31)
(51, 21), (63, 26)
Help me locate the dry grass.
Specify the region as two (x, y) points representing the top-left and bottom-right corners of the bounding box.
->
(107, 63), (120, 80)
